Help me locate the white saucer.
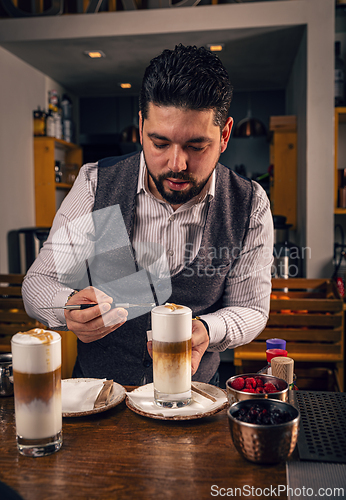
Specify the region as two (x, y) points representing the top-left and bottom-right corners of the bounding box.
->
(62, 378), (126, 417)
(126, 382), (228, 420)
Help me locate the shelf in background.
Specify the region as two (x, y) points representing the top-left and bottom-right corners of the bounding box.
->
(34, 136), (80, 150)
(34, 137), (82, 226)
(335, 106), (346, 120)
(335, 108), (346, 212)
(55, 182), (73, 189)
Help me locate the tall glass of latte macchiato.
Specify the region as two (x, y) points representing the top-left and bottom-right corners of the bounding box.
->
(151, 304), (192, 408)
(11, 329), (62, 457)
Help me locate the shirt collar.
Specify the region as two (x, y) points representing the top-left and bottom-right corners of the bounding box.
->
(137, 151), (215, 204)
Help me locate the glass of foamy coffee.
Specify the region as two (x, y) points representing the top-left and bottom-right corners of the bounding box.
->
(151, 304), (192, 408)
(11, 328), (62, 457)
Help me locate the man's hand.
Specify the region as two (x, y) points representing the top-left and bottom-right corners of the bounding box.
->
(147, 319), (209, 375)
(191, 319), (210, 375)
(64, 287), (128, 343)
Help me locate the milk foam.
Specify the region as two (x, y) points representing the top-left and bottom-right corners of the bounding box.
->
(12, 328), (61, 345)
(11, 329), (61, 374)
(151, 304), (192, 342)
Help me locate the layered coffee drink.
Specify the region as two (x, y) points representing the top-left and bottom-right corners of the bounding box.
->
(11, 328), (62, 457)
(151, 304), (192, 408)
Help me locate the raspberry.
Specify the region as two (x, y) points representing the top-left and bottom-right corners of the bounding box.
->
(242, 388), (256, 393)
(245, 377), (256, 389)
(255, 377), (264, 387)
(255, 387), (265, 393)
(230, 377), (245, 391)
(264, 382), (278, 394)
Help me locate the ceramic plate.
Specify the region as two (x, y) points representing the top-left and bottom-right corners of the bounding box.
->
(126, 382), (228, 421)
(62, 378), (126, 417)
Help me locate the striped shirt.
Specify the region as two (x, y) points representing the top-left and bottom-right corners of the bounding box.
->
(22, 152), (273, 352)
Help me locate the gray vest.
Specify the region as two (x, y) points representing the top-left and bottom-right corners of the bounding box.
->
(73, 152), (253, 385)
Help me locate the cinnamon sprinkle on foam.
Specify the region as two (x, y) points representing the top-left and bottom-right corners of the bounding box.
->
(164, 303), (184, 312)
(17, 328), (54, 344)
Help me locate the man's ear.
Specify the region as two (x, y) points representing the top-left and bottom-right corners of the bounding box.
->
(138, 111), (143, 145)
(220, 117), (233, 153)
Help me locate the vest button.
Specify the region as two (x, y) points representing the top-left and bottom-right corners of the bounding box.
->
(143, 360), (152, 368)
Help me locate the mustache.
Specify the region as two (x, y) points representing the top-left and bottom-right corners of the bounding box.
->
(159, 171), (195, 182)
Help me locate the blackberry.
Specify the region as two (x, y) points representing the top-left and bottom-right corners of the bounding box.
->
(233, 404), (292, 425)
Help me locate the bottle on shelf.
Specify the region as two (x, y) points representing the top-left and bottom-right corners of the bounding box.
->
(48, 89), (59, 108)
(48, 89), (63, 140)
(33, 106), (46, 136)
(46, 110), (55, 137)
(272, 215), (302, 279)
(53, 108), (63, 140)
(335, 41), (345, 107)
(55, 160), (62, 183)
(61, 94), (73, 143)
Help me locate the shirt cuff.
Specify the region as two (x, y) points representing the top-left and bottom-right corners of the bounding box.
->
(199, 314), (226, 348)
(53, 289), (75, 325)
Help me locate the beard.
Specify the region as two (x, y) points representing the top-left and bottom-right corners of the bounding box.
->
(144, 155), (220, 206)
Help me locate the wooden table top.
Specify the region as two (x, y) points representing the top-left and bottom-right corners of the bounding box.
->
(0, 389), (288, 500)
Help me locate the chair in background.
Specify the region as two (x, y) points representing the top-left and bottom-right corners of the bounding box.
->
(0, 274), (77, 378)
(0, 274), (39, 352)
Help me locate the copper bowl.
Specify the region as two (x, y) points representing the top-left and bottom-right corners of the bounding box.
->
(226, 373), (288, 405)
(227, 399), (300, 464)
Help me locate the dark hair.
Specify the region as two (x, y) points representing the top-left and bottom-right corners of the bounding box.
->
(139, 44), (233, 129)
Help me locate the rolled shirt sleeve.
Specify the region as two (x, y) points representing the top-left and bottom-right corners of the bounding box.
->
(22, 163), (98, 330)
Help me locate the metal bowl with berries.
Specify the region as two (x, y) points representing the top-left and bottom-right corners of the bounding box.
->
(226, 373), (288, 405)
(227, 398), (300, 464)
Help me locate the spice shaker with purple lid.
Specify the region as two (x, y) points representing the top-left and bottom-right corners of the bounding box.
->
(266, 338), (286, 351)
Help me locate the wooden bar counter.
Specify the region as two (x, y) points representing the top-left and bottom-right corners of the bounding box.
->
(0, 389), (288, 499)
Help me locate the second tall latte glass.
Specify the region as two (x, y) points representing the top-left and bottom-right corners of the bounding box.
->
(151, 304), (192, 408)
(11, 329), (62, 457)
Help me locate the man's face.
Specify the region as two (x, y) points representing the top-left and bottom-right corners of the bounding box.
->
(139, 104), (233, 208)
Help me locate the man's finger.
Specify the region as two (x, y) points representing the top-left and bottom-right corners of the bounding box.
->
(191, 320), (210, 375)
(66, 302), (112, 323)
(67, 287), (113, 305)
(76, 320), (127, 343)
(67, 307), (128, 333)
(191, 346), (207, 375)
(103, 308), (128, 327)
